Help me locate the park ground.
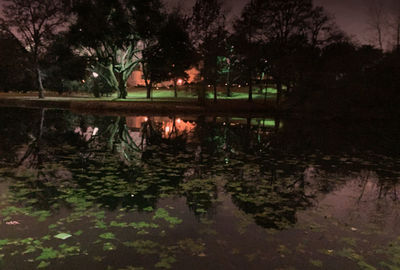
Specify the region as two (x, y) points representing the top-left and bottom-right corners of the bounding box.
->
(0, 87), (281, 116)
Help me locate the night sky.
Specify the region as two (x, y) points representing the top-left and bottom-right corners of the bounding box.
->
(167, 0), (398, 46)
(0, 0), (397, 45)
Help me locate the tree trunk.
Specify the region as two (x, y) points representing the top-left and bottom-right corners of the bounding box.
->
(116, 72), (127, 99)
(142, 64), (152, 99)
(248, 70), (253, 102)
(397, 23), (400, 52)
(378, 27), (383, 50)
(276, 81), (282, 107)
(226, 64), (231, 97)
(146, 83), (152, 99)
(227, 83), (231, 98)
(37, 67), (44, 99)
(198, 82), (206, 105)
(213, 84), (217, 103)
(174, 79), (178, 98)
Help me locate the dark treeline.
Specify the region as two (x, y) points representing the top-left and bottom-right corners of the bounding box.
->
(0, 0), (399, 115)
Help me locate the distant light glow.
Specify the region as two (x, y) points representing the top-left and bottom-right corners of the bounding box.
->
(177, 79), (183, 85)
(92, 72), (99, 78)
(144, 117), (148, 122)
(176, 118), (181, 124)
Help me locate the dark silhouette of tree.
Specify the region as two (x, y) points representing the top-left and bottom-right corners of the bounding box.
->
(0, 30), (34, 92)
(366, 0), (387, 51)
(43, 33), (87, 94)
(17, 109), (46, 169)
(159, 11), (195, 98)
(367, 50), (400, 112)
(142, 10), (195, 99)
(388, 1), (400, 51)
(232, 0), (265, 102)
(134, 0), (165, 99)
(0, 0), (70, 98)
(190, 0), (228, 103)
(234, 0), (339, 106)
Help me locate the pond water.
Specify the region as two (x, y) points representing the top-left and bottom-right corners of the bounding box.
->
(0, 107), (399, 269)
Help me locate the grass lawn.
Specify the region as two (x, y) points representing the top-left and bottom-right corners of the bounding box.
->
(0, 86), (278, 103)
(0, 86), (281, 114)
(122, 86), (277, 101)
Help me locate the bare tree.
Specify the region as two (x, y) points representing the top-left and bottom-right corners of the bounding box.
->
(366, 0), (388, 50)
(388, 0), (400, 51)
(0, 0), (70, 98)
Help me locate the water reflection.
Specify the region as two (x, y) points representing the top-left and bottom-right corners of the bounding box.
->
(1, 109), (399, 227)
(0, 108), (399, 269)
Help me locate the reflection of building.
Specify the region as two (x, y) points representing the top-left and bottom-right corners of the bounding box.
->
(126, 116), (196, 139)
(127, 67), (200, 87)
(162, 118), (196, 138)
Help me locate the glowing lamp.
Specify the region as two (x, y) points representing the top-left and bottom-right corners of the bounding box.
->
(92, 72), (99, 78)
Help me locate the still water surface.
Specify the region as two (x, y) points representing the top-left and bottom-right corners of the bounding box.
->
(0, 107), (399, 269)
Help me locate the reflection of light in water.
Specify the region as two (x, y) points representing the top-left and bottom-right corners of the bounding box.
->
(210, 117), (282, 129)
(93, 127), (99, 136)
(126, 116), (196, 139)
(126, 116), (148, 129)
(162, 118), (196, 138)
(74, 126), (99, 141)
(251, 119), (278, 127)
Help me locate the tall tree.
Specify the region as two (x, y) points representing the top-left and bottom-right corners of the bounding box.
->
(146, 10), (194, 98)
(366, 0), (387, 50)
(389, 0), (400, 51)
(0, 29), (34, 92)
(43, 33), (87, 93)
(232, 0), (265, 102)
(190, 0), (228, 103)
(135, 0), (166, 99)
(234, 0), (337, 105)
(0, 0), (70, 98)
(69, 0), (154, 99)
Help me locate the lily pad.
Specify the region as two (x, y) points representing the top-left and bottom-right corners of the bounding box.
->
(54, 233), (72, 240)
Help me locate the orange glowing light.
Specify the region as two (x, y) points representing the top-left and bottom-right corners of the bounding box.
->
(177, 79), (183, 85)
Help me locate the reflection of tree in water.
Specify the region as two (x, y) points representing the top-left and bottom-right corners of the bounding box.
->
(225, 162), (314, 229)
(10, 109), (73, 211)
(344, 169), (400, 229)
(62, 116), (193, 211)
(106, 116), (141, 165)
(16, 109), (46, 170)
(6, 110), (399, 232)
(181, 117), (279, 218)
